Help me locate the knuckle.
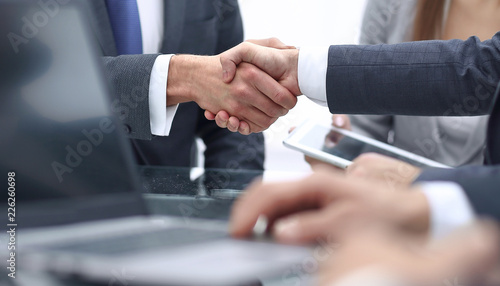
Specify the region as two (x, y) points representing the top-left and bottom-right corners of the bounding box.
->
(232, 85), (249, 100)
(227, 100), (241, 114)
(243, 66), (259, 81)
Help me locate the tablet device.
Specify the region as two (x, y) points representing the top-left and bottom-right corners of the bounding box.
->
(284, 120), (452, 169)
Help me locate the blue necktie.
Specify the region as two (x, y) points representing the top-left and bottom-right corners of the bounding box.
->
(105, 0), (143, 55)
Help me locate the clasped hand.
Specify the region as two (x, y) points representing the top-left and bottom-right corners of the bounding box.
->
(203, 38), (302, 135)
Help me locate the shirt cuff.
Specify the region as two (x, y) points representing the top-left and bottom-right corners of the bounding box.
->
(298, 46), (329, 106)
(149, 54), (179, 136)
(419, 182), (476, 240)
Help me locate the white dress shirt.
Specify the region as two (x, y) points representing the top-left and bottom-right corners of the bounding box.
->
(137, 0), (178, 136)
(298, 47), (476, 240)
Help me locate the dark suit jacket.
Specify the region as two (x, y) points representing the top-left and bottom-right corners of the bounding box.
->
(82, 0), (264, 170)
(325, 34), (500, 220)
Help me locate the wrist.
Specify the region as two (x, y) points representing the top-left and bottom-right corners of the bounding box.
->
(285, 48), (301, 96)
(166, 55), (219, 106)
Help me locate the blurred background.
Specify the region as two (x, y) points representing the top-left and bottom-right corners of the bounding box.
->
(239, 0), (367, 171)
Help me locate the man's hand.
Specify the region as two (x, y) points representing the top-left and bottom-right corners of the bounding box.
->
(167, 54), (297, 134)
(220, 39), (301, 95)
(346, 153), (422, 189)
(320, 221), (500, 286)
(205, 38), (301, 134)
(230, 169), (430, 244)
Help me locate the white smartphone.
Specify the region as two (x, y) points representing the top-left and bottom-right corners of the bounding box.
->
(284, 119), (452, 169)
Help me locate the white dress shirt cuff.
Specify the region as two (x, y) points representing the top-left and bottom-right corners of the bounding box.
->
(419, 182), (476, 240)
(298, 46), (329, 106)
(149, 54), (178, 136)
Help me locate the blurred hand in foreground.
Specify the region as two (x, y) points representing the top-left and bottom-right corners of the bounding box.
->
(346, 153), (422, 189)
(320, 221), (500, 286)
(230, 169), (430, 245)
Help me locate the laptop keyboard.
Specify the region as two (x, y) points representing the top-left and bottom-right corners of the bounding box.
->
(49, 227), (228, 256)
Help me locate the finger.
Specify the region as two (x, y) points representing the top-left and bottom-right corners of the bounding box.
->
(215, 110), (263, 133)
(272, 204), (352, 244)
(237, 62), (295, 114)
(238, 121), (251, 135)
(215, 111), (230, 128)
(332, 115), (346, 128)
(331, 114), (352, 131)
(220, 42), (255, 83)
(238, 106), (278, 133)
(246, 38), (296, 50)
(251, 66), (297, 112)
(223, 116), (250, 135)
(326, 126), (345, 144)
(205, 110), (216, 120)
(227, 116), (240, 133)
(230, 172), (343, 238)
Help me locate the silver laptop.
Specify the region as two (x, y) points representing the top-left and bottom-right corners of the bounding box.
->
(0, 2), (309, 285)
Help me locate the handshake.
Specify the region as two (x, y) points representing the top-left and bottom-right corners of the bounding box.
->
(167, 38), (302, 135)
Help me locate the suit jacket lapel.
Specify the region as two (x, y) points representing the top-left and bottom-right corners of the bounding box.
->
(86, 0), (118, 56)
(161, 0), (186, 54)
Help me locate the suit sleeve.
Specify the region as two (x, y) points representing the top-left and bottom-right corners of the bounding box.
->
(348, 0), (397, 142)
(326, 35), (500, 116)
(416, 166), (500, 221)
(102, 54), (159, 140)
(197, 0), (265, 170)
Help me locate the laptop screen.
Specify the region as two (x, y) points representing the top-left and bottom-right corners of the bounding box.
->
(0, 2), (147, 227)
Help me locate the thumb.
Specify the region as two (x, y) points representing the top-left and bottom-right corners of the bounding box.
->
(220, 42), (256, 83)
(221, 38), (296, 83)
